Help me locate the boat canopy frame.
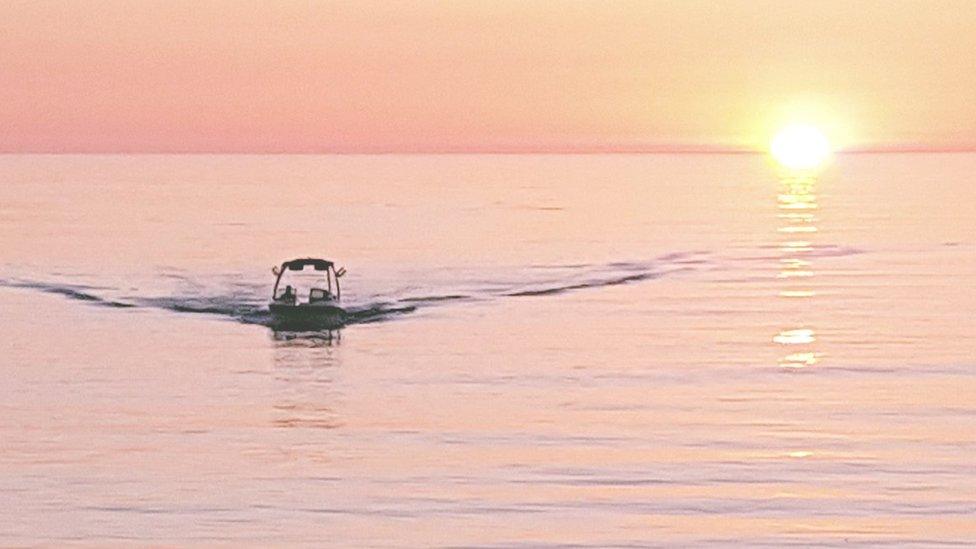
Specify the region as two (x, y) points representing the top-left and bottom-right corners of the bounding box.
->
(272, 258), (342, 301)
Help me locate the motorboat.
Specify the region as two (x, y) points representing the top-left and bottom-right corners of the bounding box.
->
(269, 258), (347, 328)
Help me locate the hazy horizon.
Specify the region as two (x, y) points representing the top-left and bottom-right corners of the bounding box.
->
(3, 147), (976, 155)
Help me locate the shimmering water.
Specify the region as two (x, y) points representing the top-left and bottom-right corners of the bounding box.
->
(1, 154), (974, 546)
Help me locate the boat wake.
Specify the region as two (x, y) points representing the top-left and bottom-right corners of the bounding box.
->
(0, 280), (137, 309)
(0, 252), (710, 330)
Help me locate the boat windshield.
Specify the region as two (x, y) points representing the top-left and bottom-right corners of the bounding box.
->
(274, 265), (336, 303)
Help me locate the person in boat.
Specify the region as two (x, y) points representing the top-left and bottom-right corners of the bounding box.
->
(279, 285), (296, 303)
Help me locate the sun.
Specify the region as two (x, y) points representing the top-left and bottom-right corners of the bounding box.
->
(770, 125), (831, 170)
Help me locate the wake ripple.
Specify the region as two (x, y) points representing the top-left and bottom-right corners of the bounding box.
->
(0, 252), (709, 329)
(503, 270), (667, 297)
(0, 280), (136, 309)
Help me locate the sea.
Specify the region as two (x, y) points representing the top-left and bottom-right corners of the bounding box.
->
(1, 154), (973, 547)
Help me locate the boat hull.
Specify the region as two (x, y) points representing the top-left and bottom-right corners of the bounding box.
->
(268, 302), (347, 329)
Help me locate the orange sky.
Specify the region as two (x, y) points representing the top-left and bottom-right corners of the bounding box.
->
(2, 1), (975, 153)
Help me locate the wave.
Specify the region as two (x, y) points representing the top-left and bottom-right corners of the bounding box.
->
(742, 244), (866, 261)
(0, 252), (710, 330)
(503, 269), (670, 297)
(0, 280), (136, 309)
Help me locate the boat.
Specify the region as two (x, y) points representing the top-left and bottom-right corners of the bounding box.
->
(268, 258), (347, 328)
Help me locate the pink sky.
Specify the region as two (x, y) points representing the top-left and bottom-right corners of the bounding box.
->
(2, 1), (975, 153)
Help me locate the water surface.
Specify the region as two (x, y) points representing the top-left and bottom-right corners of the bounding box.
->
(1, 154), (974, 546)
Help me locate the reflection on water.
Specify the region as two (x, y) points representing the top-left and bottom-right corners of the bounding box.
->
(272, 328), (342, 344)
(271, 330), (343, 430)
(773, 328), (816, 345)
(779, 290), (816, 298)
(775, 172), (822, 369)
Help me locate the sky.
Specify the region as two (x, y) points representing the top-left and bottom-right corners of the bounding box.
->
(2, 0), (975, 153)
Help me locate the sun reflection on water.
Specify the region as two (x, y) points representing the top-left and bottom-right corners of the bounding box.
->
(773, 328), (816, 345)
(775, 172), (821, 369)
(779, 290), (816, 298)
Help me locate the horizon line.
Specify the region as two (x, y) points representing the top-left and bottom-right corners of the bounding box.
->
(2, 146), (976, 156)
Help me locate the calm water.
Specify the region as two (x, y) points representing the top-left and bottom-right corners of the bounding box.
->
(1, 154), (974, 546)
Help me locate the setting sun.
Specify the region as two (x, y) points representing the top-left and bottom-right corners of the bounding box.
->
(771, 125), (832, 170)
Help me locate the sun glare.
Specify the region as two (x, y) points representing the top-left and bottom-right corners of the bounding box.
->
(770, 125), (831, 170)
